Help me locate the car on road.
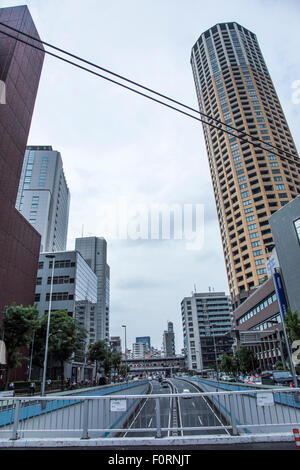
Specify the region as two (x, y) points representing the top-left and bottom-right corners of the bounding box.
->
(246, 375), (262, 385)
(181, 388), (192, 399)
(221, 374), (236, 382)
(161, 381), (169, 388)
(261, 370), (296, 386)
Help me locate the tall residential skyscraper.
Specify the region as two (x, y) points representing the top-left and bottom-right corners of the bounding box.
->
(191, 22), (300, 304)
(0, 6), (44, 315)
(16, 145), (70, 252)
(75, 237), (110, 343)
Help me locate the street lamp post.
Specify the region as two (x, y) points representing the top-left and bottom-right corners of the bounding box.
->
(122, 325), (127, 383)
(41, 254), (55, 397)
(212, 333), (220, 381)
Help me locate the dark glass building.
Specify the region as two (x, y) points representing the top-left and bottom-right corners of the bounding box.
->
(0, 6), (44, 318)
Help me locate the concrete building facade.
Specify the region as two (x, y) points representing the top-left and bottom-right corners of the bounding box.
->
(75, 237), (110, 343)
(34, 251), (97, 381)
(163, 322), (176, 357)
(233, 276), (284, 371)
(270, 195), (300, 314)
(181, 291), (233, 371)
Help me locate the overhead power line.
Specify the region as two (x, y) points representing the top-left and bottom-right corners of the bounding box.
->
(0, 23), (298, 164)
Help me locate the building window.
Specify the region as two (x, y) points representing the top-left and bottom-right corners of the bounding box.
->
(294, 218), (300, 244)
(256, 267), (267, 275)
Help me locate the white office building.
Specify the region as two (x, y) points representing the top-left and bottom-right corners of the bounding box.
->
(181, 291), (233, 371)
(16, 145), (70, 252)
(34, 250), (97, 381)
(132, 342), (148, 359)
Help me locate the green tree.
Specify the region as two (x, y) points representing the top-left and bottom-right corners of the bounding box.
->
(284, 309), (300, 374)
(32, 310), (87, 389)
(0, 304), (39, 389)
(111, 351), (122, 380)
(234, 346), (258, 373)
(220, 353), (233, 373)
(87, 340), (110, 382)
(285, 309), (300, 342)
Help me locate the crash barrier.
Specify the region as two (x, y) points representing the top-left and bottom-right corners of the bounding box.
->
(0, 385), (299, 440)
(0, 380), (149, 439)
(185, 377), (300, 434)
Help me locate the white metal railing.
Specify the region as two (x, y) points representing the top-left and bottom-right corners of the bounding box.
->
(0, 388), (300, 441)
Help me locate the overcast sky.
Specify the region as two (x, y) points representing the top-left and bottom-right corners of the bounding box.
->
(2, 0), (300, 352)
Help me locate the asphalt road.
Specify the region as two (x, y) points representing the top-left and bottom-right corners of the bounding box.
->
(171, 378), (229, 436)
(123, 378), (229, 437)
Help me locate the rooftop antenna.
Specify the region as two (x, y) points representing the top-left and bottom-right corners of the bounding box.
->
(81, 224), (84, 238)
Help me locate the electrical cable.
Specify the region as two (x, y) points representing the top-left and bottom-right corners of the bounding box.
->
(0, 19), (296, 163)
(0, 24), (298, 165)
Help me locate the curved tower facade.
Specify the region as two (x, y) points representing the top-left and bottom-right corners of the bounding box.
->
(191, 22), (300, 304)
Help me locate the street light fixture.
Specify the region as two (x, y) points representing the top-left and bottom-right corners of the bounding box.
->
(41, 254), (55, 397)
(122, 325), (127, 383)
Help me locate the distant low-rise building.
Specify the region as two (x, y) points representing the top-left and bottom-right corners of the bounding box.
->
(110, 337), (121, 353)
(132, 342), (148, 359)
(136, 336), (151, 350)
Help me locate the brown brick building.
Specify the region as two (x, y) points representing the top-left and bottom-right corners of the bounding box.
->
(0, 6), (44, 359)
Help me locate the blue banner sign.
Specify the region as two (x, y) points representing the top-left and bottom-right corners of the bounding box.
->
(273, 272), (288, 317)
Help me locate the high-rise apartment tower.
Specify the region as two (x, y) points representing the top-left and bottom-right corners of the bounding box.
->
(191, 22), (300, 304)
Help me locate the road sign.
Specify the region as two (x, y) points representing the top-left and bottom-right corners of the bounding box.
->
(257, 392), (274, 407)
(110, 399), (127, 412)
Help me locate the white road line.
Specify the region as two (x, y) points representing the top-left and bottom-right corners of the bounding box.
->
(188, 382), (230, 436)
(198, 415), (203, 425)
(123, 381), (154, 437)
(175, 379), (230, 435)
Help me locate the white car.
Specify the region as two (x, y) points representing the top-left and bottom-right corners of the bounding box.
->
(181, 388), (191, 399)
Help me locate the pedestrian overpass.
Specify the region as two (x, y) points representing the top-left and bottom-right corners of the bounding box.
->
(0, 377), (299, 449)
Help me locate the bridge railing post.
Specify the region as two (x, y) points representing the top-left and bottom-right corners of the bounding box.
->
(155, 397), (161, 438)
(10, 399), (21, 440)
(81, 399), (89, 439)
(229, 393), (238, 435)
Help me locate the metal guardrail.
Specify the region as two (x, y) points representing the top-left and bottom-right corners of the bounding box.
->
(0, 387), (300, 441)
